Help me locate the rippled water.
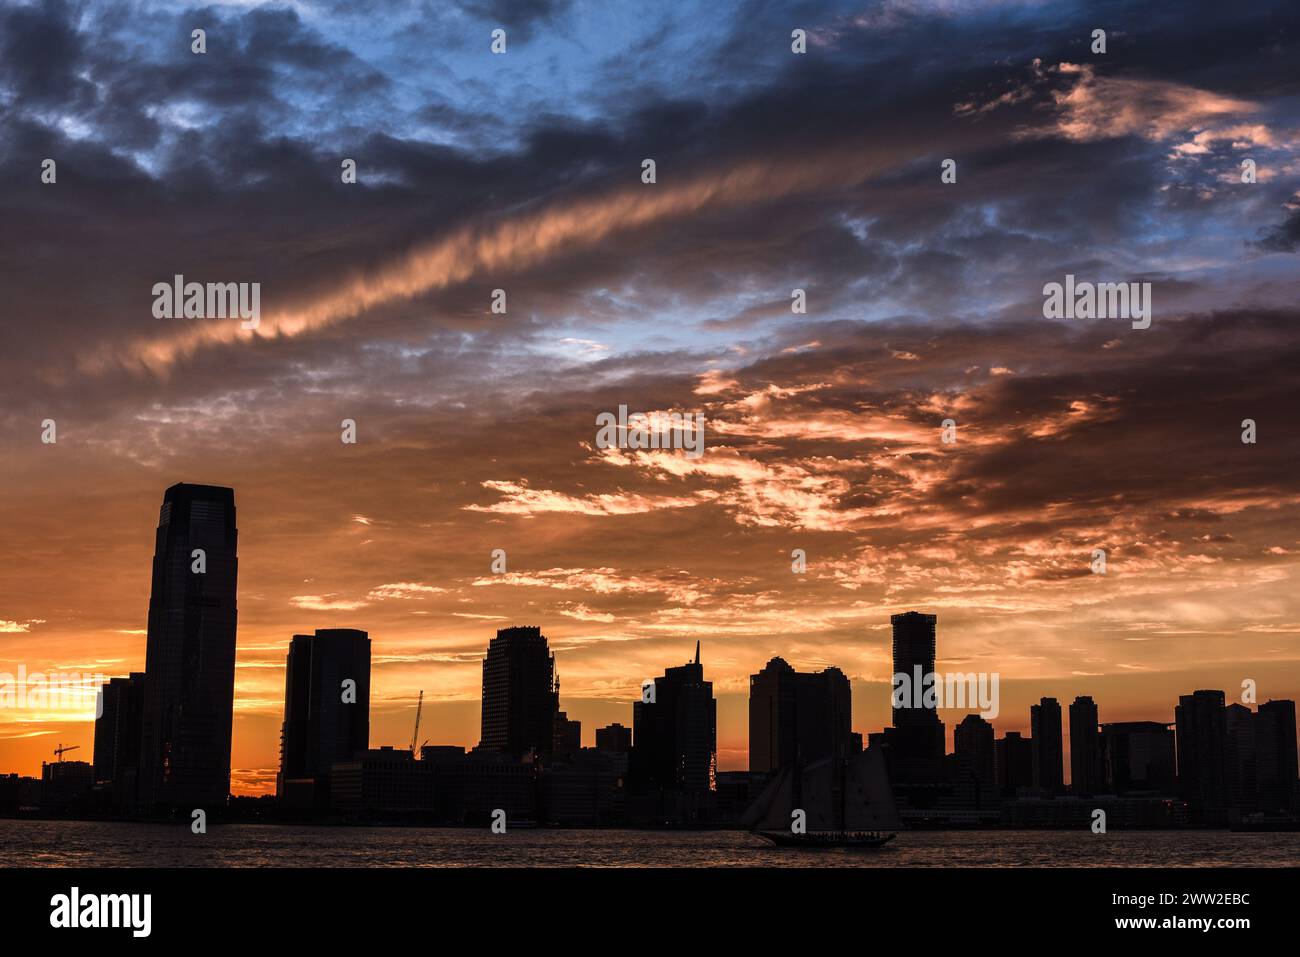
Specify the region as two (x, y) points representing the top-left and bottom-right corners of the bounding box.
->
(2, 820), (1297, 867)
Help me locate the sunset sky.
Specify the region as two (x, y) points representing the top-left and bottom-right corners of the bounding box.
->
(2, 0), (1298, 794)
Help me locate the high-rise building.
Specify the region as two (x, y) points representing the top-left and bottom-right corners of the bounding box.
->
(1255, 699), (1298, 814)
(93, 673), (145, 789)
(1176, 689), (1228, 822)
(137, 483), (238, 812)
(1030, 697), (1063, 796)
(995, 731), (1033, 795)
(595, 723), (632, 753)
(277, 629), (371, 805)
(479, 626), (559, 756)
(1069, 696), (1101, 797)
(748, 656), (852, 773)
(954, 714), (996, 786)
(889, 612), (945, 784)
(553, 711), (582, 758)
(631, 642), (716, 796)
(1224, 703), (1257, 813)
(1099, 721), (1176, 795)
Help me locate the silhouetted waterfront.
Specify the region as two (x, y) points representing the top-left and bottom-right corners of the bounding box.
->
(3, 820), (1297, 868)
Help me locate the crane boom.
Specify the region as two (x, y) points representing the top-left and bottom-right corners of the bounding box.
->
(54, 743), (80, 762)
(410, 689), (423, 756)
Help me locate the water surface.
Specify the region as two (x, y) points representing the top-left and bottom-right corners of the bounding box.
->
(2, 821), (1296, 867)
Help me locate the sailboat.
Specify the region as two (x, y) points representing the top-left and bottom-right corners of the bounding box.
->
(741, 747), (901, 849)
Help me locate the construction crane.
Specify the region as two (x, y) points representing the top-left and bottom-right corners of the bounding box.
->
(53, 743), (79, 762)
(409, 689), (424, 757)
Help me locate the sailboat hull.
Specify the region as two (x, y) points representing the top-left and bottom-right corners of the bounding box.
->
(758, 830), (896, 849)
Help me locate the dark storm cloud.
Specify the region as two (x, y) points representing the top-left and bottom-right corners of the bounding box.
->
(1081, 0), (1300, 97)
(452, 0), (573, 42)
(930, 312), (1300, 521)
(1253, 208), (1300, 252)
(1, 2), (393, 130)
(0, 0), (87, 105)
(0, 0), (1297, 441)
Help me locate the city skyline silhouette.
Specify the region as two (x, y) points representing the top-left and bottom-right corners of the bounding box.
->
(3, 478), (1299, 809)
(0, 482), (1292, 836)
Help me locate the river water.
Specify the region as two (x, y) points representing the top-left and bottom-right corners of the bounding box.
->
(2, 820), (1297, 867)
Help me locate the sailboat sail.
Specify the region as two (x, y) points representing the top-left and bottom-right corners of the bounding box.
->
(743, 747), (901, 833)
(739, 766), (794, 830)
(800, 756), (839, 831)
(842, 746), (903, 831)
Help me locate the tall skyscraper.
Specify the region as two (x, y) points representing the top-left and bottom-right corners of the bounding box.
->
(553, 711), (582, 758)
(748, 656), (852, 773)
(1069, 695), (1101, 797)
(93, 673), (145, 801)
(277, 629), (371, 804)
(1224, 703), (1257, 813)
(631, 642), (716, 796)
(1175, 689), (1228, 822)
(889, 612), (945, 784)
(1030, 697), (1063, 796)
(1255, 699), (1298, 814)
(137, 483), (238, 812)
(479, 626), (559, 756)
(954, 714), (995, 785)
